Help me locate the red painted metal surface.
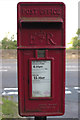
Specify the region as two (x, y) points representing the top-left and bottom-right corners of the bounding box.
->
(17, 2), (65, 117)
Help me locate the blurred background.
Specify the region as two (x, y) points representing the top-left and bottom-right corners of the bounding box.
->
(0, 0), (80, 119)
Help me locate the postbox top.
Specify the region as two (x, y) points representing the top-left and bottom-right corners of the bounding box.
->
(17, 2), (65, 19)
(17, 2), (65, 49)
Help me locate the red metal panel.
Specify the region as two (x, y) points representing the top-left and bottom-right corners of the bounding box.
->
(17, 2), (65, 117)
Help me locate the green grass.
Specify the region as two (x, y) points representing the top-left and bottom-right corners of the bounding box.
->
(0, 96), (2, 119)
(2, 97), (19, 118)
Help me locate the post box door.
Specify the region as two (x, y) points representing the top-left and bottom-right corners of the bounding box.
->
(17, 2), (65, 116)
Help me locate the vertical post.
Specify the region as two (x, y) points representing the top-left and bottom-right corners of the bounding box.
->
(35, 116), (46, 120)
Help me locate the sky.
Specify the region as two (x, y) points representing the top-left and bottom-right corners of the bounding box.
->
(0, 0), (79, 47)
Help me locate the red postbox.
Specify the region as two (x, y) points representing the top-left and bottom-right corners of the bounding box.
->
(17, 2), (65, 117)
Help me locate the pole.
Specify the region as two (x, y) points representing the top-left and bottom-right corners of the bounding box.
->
(35, 116), (46, 120)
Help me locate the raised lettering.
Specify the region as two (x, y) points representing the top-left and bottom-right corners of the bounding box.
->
(40, 9), (45, 15)
(22, 8), (61, 16)
(47, 33), (56, 45)
(30, 31), (56, 45)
